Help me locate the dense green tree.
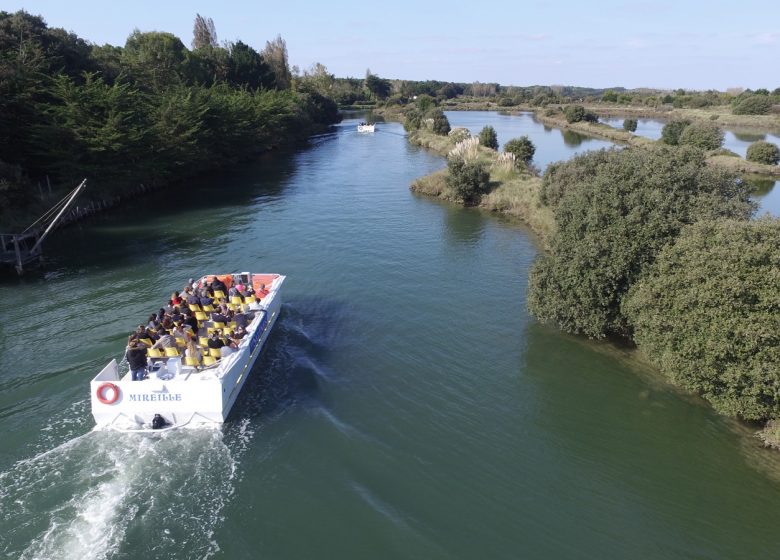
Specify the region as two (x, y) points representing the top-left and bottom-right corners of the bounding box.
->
(122, 30), (189, 90)
(746, 141), (780, 165)
(364, 72), (391, 100)
(296, 62), (334, 96)
(504, 136), (535, 164)
(602, 90), (618, 102)
(403, 108), (423, 132)
(623, 218), (780, 420)
(0, 10), (341, 225)
(446, 158), (489, 204)
(564, 105), (586, 123)
(479, 125), (498, 150)
(623, 118), (637, 132)
(733, 95), (772, 115)
(528, 145), (754, 338)
(227, 41), (275, 89)
(660, 119), (691, 145)
(416, 94), (435, 112)
(438, 82), (461, 99)
(429, 108), (450, 135)
(678, 121), (724, 150)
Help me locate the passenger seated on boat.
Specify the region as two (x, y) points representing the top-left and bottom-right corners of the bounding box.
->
(134, 325), (159, 342)
(185, 313), (199, 332)
(211, 310), (230, 324)
(126, 341), (148, 381)
(233, 311), (248, 329)
(231, 326), (247, 341)
(207, 331), (225, 352)
(185, 340), (202, 364)
(256, 283), (269, 298)
(161, 315), (174, 330)
(171, 323), (191, 340)
(186, 290), (200, 306)
(171, 291), (183, 306)
(199, 292), (214, 307)
(152, 333), (177, 350)
(170, 307), (184, 323)
(212, 277), (227, 294)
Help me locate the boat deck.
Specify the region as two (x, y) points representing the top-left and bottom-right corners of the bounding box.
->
(128, 273), (280, 380)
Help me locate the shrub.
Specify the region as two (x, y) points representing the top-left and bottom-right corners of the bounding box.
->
(733, 95), (772, 115)
(429, 108), (451, 135)
(446, 158), (490, 204)
(403, 108), (422, 132)
(583, 111), (599, 123)
(564, 105), (586, 123)
(660, 119), (691, 145)
(497, 97), (515, 107)
(504, 136), (535, 164)
(623, 218), (780, 420)
(416, 94), (435, 112)
(623, 118), (638, 132)
(746, 141), (780, 165)
(602, 90), (618, 103)
(479, 125), (498, 150)
(527, 145), (755, 338)
(678, 121), (724, 150)
(448, 127), (471, 143)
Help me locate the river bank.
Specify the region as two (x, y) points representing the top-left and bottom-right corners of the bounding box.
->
(407, 128), (554, 245)
(404, 113), (780, 450)
(533, 110), (780, 178)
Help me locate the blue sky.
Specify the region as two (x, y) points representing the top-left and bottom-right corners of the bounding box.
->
(11, 0), (779, 90)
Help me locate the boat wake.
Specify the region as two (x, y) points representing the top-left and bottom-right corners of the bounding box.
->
(0, 424), (253, 560)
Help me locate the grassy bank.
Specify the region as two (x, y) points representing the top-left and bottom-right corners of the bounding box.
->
(408, 128), (554, 245)
(588, 104), (780, 132)
(533, 109), (780, 178)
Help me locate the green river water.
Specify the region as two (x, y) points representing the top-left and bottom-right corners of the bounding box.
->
(1, 114), (779, 559)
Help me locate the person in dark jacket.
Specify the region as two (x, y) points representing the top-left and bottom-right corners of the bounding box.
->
(126, 342), (148, 381)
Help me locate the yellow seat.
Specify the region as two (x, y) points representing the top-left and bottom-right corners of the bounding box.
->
(184, 356), (200, 367)
(202, 304), (215, 312)
(175, 337), (187, 348)
(203, 356), (217, 366)
(147, 348), (163, 358)
(164, 347), (180, 357)
(140, 338), (153, 347)
(213, 322), (226, 329)
(189, 304), (202, 312)
(227, 303), (238, 312)
(228, 322), (237, 329)
(213, 290), (226, 299)
(195, 311), (207, 321)
(210, 347), (221, 358)
(230, 296), (242, 305)
(199, 336), (210, 347)
(244, 295), (256, 304)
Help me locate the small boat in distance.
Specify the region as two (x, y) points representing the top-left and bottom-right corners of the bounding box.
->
(357, 122), (375, 133)
(90, 272), (285, 432)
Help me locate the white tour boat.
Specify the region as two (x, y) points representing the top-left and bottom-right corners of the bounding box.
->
(90, 272), (285, 432)
(357, 122), (375, 133)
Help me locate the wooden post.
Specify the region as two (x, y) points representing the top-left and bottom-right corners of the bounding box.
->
(13, 234), (22, 275)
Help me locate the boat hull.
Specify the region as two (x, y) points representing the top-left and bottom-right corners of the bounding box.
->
(90, 274), (284, 431)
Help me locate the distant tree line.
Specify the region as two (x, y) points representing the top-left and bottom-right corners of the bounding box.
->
(0, 10), (341, 227)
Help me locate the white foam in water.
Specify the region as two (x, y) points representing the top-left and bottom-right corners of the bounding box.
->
(1, 425), (253, 560)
